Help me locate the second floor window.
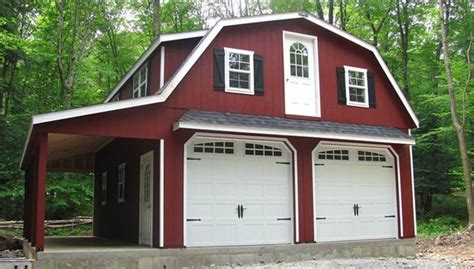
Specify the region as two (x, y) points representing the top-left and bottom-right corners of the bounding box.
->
(224, 48), (254, 94)
(344, 66), (368, 108)
(133, 65), (148, 98)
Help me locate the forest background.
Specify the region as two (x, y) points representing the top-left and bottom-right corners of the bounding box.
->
(0, 0), (472, 237)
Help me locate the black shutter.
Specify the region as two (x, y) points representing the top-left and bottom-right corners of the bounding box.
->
(367, 72), (376, 108)
(254, 54), (264, 96)
(336, 67), (346, 104)
(214, 49), (225, 91)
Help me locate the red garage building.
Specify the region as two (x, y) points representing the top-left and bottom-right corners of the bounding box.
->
(21, 12), (417, 255)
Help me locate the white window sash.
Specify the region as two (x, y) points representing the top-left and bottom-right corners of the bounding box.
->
(344, 65), (369, 108)
(133, 65), (148, 98)
(224, 47), (254, 95)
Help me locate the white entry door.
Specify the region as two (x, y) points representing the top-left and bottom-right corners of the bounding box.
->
(313, 146), (398, 242)
(186, 140), (293, 247)
(139, 151), (154, 246)
(283, 31), (320, 117)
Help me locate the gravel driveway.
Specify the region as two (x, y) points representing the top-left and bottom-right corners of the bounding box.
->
(221, 255), (473, 268)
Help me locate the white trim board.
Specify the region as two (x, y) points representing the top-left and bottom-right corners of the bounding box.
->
(182, 132), (300, 246)
(159, 139), (165, 247)
(173, 121), (415, 145)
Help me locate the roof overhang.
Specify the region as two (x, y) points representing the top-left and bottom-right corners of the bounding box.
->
(173, 110), (415, 145)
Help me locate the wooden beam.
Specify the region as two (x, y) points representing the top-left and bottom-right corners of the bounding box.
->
(34, 133), (47, 251)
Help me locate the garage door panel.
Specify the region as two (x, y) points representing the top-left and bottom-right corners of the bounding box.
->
(214, 182), (237, 198)
(187, 139), (293, 247)
(314, 146), (398, 242)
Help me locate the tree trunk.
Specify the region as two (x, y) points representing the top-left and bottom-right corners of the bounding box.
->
(396, 0), (410, 98)
(338, 0), (347, 30)
(153, 0), (160, 38)
(438, 0), (474, 225)
(315, 0), (324, 20)
(328, 0), (334, 24)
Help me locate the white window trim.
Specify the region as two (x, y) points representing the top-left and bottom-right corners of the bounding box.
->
(132, 65), (148, 98)
(224, 47), (254, 95)
(344, 65), (369, 108)
(101, 171), (107, 206)
(118, 163), (126, 203)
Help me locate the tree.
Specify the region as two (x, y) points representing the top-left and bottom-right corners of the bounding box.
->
(438, 0), (474, 225)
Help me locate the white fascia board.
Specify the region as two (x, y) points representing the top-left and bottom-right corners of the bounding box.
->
(103, 29), (207, 103)
(157, 12), (419, 127)
(173, 121), (416, 145)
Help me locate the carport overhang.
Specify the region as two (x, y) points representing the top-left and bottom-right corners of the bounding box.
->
(172, 110), (415, 145)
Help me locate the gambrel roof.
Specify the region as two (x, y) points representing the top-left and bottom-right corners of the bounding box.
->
(21, 12), (419, 166)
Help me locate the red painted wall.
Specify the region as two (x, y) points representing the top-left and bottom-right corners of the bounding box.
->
(164, 19), (415, 129)
(115, 37), (201, 100)
(94, 138), (161, 245)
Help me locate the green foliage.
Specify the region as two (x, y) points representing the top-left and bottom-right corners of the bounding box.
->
(417, 216), (465, 238)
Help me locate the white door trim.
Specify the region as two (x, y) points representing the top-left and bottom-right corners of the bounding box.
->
(139, 150), (154, 246)
(159, 139), (165, 247)
(183, 132), (299, 246)
(408, 129), (417, 236)
(311, 140), (403, 241)
(282, 30), (321, 117)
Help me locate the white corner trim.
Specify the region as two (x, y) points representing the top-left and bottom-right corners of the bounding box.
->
(312, 141), (403, 239)
(182, 132), (300, 246)
(173, 121), (416, 145)
(104, 30), (207, 103)
(408, 129), (417, 236)
(160, 46), (165, 88)
(159, 139), (165, 247)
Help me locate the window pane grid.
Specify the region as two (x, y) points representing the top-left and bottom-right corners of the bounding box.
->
(133, 65), (147, 98)
(194, 142), (234, 154)
(289, 42), (309, 78)
(226, 49), (253, 92)
(358, 151), (386, 162)
(318, 150), (349, 160)
(245, 143), (283, 157)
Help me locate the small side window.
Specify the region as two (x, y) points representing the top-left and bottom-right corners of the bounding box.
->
(101, 171), (107, 206)
(118, 163), (126, 203)
(344, 66), (368, 108)
(132, 65), (148, 98)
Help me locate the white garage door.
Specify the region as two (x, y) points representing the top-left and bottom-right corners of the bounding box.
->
(313, 145), (398, 242)
(186, 139), (293, 247)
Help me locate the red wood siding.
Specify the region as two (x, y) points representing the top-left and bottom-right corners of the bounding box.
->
(114, 37), (201, 101)
(94, 138), (161, 245)
(164, 19), (414, 129)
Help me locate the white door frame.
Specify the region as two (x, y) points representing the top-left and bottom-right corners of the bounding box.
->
(282, 30), (321, 117)
(183, 132), (299, 246)
(311, 141), (403, 241)
(139, 150), (154, 246)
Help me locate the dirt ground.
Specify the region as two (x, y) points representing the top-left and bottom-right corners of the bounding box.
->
(416, 226), (474, 266)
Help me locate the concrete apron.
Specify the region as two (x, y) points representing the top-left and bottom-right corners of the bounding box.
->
(35, 239), (415, 269)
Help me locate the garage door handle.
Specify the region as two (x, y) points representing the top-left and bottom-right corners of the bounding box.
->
(316, 217), (326, 220)
(385, 215), (396, 218)
(277, 217), (291, 221)
(186, 218), (201, 222)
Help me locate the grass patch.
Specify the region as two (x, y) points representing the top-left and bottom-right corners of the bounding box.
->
(417, 216), (466, 238)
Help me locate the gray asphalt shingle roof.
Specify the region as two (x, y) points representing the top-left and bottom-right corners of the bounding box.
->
(176, 110), (414, 144)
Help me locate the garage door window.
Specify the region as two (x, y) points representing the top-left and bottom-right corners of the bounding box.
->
(318, 150), (349, 160)
(358, 151), (386, 162)
(193, 142), (234, 154)
(245, 143), (282, 156)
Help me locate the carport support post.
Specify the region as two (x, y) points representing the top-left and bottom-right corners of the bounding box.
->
(34, 133), (48, 251)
